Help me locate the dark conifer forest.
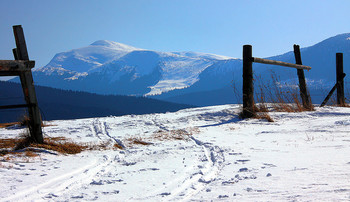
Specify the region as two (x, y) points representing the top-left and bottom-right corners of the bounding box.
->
(0, 81), (194, 123)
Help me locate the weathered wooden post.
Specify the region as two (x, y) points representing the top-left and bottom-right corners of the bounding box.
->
(13, 25), (43, 143)
(242, 45), (254, 118)
(320, 73), (346, 107)
(293, 44), (311, 110)
(336, 53), (345, 106)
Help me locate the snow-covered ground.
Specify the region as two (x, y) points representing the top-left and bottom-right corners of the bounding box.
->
(1, 104), (350, 201)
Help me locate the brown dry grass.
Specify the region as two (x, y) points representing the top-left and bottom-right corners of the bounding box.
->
(24, 150), (39, 157)
(0, 138), (22, 149)
(0, 122), (20, 128)
(32, 139), (87, 154)
(114, 143), (124, 150)
(255, 72), (314, 113)
(121, 128), (199, 148)
(152, 128), (196, 141)
(0, 133), (104, 159)
(0, 121), (55, 129)
(125, 137), (153, 146)
(240, 71), (315, 121)
(254, 111), (274, 123)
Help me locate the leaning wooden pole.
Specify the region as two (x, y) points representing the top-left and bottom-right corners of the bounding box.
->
(293, 44), (312, 110)
(336, 53), (345, 106)
(242, 45), (255, 118)
(13, 25), (43, 143)
(320, 73), (346, 107)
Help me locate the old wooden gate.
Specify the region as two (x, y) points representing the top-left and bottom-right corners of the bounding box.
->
(0, 25), (43, 143)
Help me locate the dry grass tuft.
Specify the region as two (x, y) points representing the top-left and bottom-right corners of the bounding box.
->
(254, 112), (274, 122)
(114, 143), (124, 150)
(0, 114), (55, 129)
(255, 72), (314, 113)
(126, 137), (153, 146)
(0, 138), (22, 149)
(240, 71), (315, 120)
(0, 122), (20, 128)
(24, 149), (39, 157)
(18, 115), (31, 127)
(0, 134), (88, 158)
(152, 129), (193, 141)
(32, 139), (87, 154)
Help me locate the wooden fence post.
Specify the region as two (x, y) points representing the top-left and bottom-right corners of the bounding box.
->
(13, 25), (43, 143)
(320, 73), (346, 107)
(336, 53), (345, 106)
(293, 44), (311, 110)
(242, 45), (254, 118)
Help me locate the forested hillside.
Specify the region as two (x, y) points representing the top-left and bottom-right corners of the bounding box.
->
(0, 81), (194, 122)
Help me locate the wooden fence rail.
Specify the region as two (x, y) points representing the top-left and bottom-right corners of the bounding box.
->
(242, 45), (312, 118)
(252, 57), (311, 70)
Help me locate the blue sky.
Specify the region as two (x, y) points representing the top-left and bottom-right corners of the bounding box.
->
(1, 0), (349, 68)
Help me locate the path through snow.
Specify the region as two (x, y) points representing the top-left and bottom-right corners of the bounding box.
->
(1, 105), (350, 201)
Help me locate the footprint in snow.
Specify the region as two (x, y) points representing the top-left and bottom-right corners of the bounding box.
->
(102, 190), (120, 195)
(238, 168), (249, 172)
(45, 193), (59, 198)
(228, 152), (242, 156)
(236, 159), (250, 163)
(90, 180), (104, 185)
(159, 192), (171, 196)
(71, 195), (84, 199)
(218, 195), (229, 199)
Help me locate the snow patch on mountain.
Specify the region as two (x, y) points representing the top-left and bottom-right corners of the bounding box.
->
(146, 58), (213, 95)
(172, 51), (235, 60)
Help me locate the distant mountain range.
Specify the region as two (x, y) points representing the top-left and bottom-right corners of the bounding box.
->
(0, 81), (193, 123)
(11, 33), (350, 106)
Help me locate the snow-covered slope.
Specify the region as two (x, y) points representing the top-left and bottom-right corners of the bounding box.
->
(1, 105), (350, 201)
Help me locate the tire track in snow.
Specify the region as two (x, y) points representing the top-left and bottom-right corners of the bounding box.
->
(91, 119), (103, 140)
(1, 153), (116, 201)
(4, 119), (125, 201)
(91, 118), (125, 148)
(102, 121), (126, 149)
(165, 135), (225, 201)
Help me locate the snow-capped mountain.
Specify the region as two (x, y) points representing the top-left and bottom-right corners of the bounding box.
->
(31, 40), (236, 96)
(26, 33), (350, 106)
(44, 40), (142, 73)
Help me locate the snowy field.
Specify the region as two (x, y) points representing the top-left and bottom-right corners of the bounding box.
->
(1, 104), (350, 201)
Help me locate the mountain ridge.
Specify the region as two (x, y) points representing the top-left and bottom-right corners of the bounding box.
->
(12, 33), (350, 106)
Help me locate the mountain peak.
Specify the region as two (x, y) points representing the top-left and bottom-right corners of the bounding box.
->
(90, 40), (141, 51)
